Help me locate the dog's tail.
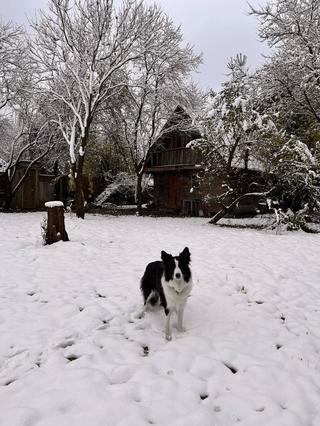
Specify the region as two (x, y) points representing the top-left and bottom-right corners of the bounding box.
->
(146, 290), (159, 306)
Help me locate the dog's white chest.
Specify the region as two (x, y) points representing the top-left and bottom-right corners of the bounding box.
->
(162, 277), (192, 311)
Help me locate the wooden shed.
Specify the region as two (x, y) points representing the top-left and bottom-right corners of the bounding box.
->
(145, 107), (203, 215)
(0, 161), (55, 210)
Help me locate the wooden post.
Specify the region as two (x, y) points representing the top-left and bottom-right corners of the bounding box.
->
(45, 201), (69, 245)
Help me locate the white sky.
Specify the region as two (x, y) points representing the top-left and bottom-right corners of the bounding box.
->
(0, 0), (269, 90)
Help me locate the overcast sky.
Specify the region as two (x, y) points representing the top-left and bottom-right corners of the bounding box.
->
(0, 0), (269, 90)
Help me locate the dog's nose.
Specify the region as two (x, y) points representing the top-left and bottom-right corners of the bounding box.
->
(175, 272), (181, 279)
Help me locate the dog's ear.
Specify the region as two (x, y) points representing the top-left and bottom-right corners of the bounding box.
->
(180, 247), (191, 264)
(161, 250), (171, 263)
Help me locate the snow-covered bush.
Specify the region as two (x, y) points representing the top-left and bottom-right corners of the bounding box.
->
(270, 205), (320, 233)
(93, 173), (136, 207)
(271, 137), (319, 211)
(93, 172), (154, 208)
(40, 216), (48, 245)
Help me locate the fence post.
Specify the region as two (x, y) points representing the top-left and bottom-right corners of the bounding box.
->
(45, 201), (69, 245)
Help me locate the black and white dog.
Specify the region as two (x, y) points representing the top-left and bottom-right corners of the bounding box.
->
(140, 247), (193, 340)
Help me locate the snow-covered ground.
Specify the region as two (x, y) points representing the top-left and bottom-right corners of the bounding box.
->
(1, 213), (320, 426)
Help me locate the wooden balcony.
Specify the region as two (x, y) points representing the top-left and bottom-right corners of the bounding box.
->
(146, 148), (202, 172)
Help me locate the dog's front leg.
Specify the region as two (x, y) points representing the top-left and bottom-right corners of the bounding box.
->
(165, 309), (172, 341)
(177, 303), (186, 332)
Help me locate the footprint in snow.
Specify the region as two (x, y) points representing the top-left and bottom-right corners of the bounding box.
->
(142, 345), (149, 356)
(56, 339), (75, 349)
(2, 378), (17, 386)
(223, 362), (238, 374)
(65, 355), (80, 362)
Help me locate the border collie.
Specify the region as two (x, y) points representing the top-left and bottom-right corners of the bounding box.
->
(140, 247), (192, 340)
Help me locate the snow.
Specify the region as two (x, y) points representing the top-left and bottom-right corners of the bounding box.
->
(219, 215), (274, 228)
(1, 213), (320, 425)
(44, 201), (64, 208)
(93, 173), (136, 207)
(0, 158), (7, 173)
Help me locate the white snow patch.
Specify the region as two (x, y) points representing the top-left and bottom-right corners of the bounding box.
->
(93, 173), (136, 207)
(45, 201), (64, 208)
(0, 158), (7, 172)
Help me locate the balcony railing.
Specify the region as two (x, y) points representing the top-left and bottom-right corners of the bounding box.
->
(148, 147), (202, 169)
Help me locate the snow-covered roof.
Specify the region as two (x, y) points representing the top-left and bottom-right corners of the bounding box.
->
(153, 106), (202, 150)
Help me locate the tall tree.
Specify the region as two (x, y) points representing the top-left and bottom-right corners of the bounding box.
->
(0, 21), (56, 210)
(106, 9), (202, 213)
(248, 0), (320, 229)
(0, 21), (27, 111)
(250, 0), (320, 130)
(192, 54), (275, 223)
(31, 0), (169, 218)
(0, 106), (56, 210)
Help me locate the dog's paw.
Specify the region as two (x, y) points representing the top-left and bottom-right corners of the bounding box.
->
(165, 334), (172, 341)
(177, 326), (186, 333)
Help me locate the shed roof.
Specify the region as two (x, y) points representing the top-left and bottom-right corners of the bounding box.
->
(152, 106), (202, 150)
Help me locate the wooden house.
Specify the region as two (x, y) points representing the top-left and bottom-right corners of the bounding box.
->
(145, 106), (204, 215)
(0, 161), (56, 210)
(145, 107), (267, 217)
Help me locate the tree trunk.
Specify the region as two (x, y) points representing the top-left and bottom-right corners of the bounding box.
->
(136, 172), (143, 215)
(209, 193), (247, 224)
(226, 137), (240, 174)
(209, 188), (274, 225)
(208, 206), (228, 224)
(75, 154), (85, 219)
(45, 203), (69, 244)
(74, 128), (91, 219)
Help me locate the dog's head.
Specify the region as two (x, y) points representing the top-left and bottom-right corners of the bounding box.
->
(161, 247), (191, 291)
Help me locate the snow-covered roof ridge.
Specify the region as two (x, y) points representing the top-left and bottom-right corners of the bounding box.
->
(151, 105), (202, 151)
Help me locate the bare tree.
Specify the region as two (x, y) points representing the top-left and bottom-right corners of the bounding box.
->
(249, 0), (320, 126)
(0, 101), (56, 210)
(31, 0), (178, 218)
(0, 20), (57, 210)
(0, 20), (27, 111)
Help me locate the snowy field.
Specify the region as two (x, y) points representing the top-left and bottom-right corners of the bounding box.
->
(1, 212), (320, 426)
